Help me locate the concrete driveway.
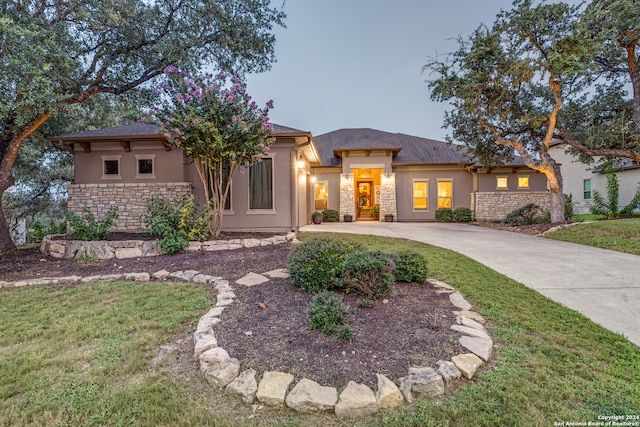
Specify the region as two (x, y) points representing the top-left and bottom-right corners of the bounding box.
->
(300, 222), (640, 347)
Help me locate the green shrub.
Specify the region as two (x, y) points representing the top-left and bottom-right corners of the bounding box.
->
(357, 299), (373, 308)
(394, 250), (428, 283)
(28, 220), (67, 243)
(306, 291), (348, 331)
(322, 209), (339, 222)
(503, 203), (549, 225)
(564, 194), (575, 220)
(66, 206), (119, 241)
(289, 236), (362, 293)
(453, 207), (473, 222)
(340, 250), (395, 299)
(435, 208), (454, 222)
(143, 195), (211, 254)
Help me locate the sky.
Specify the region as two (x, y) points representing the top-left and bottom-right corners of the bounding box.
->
(245, 0), (571, 141)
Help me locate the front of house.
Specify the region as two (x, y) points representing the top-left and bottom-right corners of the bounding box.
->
(52, 124), (550, 233)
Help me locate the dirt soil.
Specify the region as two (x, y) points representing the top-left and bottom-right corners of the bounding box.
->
(1, 231), (469, 389)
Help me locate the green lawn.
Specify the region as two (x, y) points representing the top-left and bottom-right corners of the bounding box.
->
(1, 234), (638, 427)
(546, 218), (640, 255)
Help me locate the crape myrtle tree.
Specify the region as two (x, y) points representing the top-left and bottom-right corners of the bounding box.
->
(425, 0), (594, 223)
(148, 67), (275, 238)
(0, 0), (285, 253)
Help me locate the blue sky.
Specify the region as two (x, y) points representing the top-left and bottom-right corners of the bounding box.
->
(245, 0), (576, 141)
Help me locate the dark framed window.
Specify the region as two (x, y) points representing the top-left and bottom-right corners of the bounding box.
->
(583, 179), (591, 200)
(249, 158), (274, 210)
(138, 158), (153, 174)
(104, 160), (119, 175)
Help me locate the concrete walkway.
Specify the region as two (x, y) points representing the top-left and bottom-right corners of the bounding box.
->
(300, 222), (640, 347)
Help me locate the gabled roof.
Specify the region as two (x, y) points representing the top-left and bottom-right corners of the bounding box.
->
(314, 128), (470, 166)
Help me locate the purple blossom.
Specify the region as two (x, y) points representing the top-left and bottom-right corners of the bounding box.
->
(163, 132), (171, 138)
(152, 88), (160, 95)
(162, 83), (171, 91)
(226, 94), (235, 103)
(217, 71), (226, 80)
(266, 100), (274, 109)
(164, 65), (179, 74)
(193, 119), (199, 125)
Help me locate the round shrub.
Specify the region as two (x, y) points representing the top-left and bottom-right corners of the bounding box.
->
(340, 250), (395, 299)
(503, 203), (549, 225)
(289, 236), (362, 293)
(453, 207), (473, 222)
(394, 250), (428, 283)
(306, 291), (347, 331)
(322, 209), (340, 222)
(435, 208), (454, 222)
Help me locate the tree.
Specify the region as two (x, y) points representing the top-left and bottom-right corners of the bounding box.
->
(556, 0), (640, 163)
(425, 0), (593, 223)
(0, 0), (285, 253)
(149, 67), (275, 237)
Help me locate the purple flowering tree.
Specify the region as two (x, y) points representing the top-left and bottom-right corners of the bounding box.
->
(149, 67), (275, 237)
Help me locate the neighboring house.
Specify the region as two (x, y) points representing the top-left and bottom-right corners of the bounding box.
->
(550, 143), (640, 214)
(51, 124), (550, 232)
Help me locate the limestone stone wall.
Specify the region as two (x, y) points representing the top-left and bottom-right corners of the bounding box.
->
(339, 174), (356, 219)
(68, 182), (192, 230)
(472, 191), (551, 221)
(379, 173), (397, 221)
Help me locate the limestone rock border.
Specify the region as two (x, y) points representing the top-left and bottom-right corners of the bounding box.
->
(38, 232), (296, 260)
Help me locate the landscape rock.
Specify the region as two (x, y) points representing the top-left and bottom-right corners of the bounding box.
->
(193, 274), (220, 284)
(455, 310), (486, 324)
(115, 247), (142, 259)
(193, 332), (218, 359)
(449, 292), (472, 311)
(450, 324), (490, 340)
(285, 378), (338, 413)
(429, 279), (455, 291)
(375, 374), (404, 409)
(99, 274), (124, 281)
(263, 268), (289, 279)
(226, 369), (258, 404)
(242, 238), (261, 248)
(124, 272), (151, 282)
(169, 270), (199, 282)
(402, 367), (445, 398)
(451, 353), (484, 379)
(152, 269), (170, 280)
(236, 272), (269, 286)
(436, 360), (462, 386)
(459, 336), (493, 362)
(256, 371), (294, 406)
(456, 316), (486, 331)
(185, 242), (203, 252)
(198, 347), (230, 372)
(204, 358), (240, 389)
(335, 381), (378, 418)
(142, 240), (161, 257)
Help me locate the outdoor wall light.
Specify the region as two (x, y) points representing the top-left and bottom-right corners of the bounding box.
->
(296, 160), (305, 169)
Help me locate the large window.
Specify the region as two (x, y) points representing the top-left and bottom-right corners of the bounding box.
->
(583, 179), (592, 200)
(314, 182), (328, 210)
(249, 157), (274, 210)
(437, 180), (453, 209)
(496, 176), (508, 189)
(413, 180), (428, 210)
(518, 175), (529, 189)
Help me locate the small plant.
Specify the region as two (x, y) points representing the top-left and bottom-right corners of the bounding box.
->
(503, 203), (549, 225)
(394, 250), (428, 283)
(336, 325), (353, 340)
(143, 195), (211, 254)
(340, 250), (395, 299)
(76, 249), (99, 265)
(370, 204), (380, 219)
(289, 236), (362, 293)
(312, 211), (323, 224)
(322, 209), (339, 222)
(357, 299), (373, 308)
(435, 208), (454, 222)
(453, 207), (473, 222)
(307, 291), (350, 338)
(564, 194), (575, 220)
(66, 206), (119, 241)
(28, 220), (67, 243)
(589, 164), (640, 218)
(425, 310), (446, 330)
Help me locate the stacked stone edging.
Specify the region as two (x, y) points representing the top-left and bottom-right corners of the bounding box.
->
(39, 232), (296, 260)
(195, 276), (495, 418)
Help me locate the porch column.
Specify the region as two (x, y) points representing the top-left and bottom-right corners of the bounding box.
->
(339, 173), (356, 219)
(380, 172), (397, 221)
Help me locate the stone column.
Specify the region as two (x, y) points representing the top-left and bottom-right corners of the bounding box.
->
(379, 173), (397, 221)
(339, 174), (355, 220)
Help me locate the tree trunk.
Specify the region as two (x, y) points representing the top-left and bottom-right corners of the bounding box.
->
(543, 161), (566, 224)
(0, 180), (17, 253)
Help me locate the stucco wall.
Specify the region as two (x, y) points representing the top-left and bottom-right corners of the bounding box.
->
(68, 182), (192, 230)
(476, 168), (548, 192)
(472, 191), (551, 221)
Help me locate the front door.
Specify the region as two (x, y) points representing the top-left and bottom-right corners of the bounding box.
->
(356, 181), (373, 219)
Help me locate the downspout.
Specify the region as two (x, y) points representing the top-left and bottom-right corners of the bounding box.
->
(291, 149), (298, 232)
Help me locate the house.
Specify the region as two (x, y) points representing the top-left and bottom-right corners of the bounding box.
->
(52, 124), (550, 232)
(549, 143), (640, 214)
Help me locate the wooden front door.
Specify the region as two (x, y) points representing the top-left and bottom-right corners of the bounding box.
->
(356, 181), (373, 219)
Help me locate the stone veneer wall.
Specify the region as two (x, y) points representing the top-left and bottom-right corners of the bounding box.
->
(68, 182), (192, 230)
(472, 191), (551, 221)
(339, 174), (356, 219)
(379, 173), (397, 221)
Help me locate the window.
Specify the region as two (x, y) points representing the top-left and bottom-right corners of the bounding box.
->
(101, 155), (121, 180)
(437, 180), (453, 209)
(583, 179), (592, 200)
(518, 175), (529, 189)
(496, 176), (508, 189)
(249, 157), (274, 210)
(135, 154), (155, 179)
(413, 180), (429, 210)
(314, 182), (328, 210)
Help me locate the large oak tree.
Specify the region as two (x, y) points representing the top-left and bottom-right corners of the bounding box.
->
(0, 0), (285, 252)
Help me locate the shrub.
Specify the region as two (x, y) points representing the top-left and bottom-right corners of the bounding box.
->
(453, 207), (473, 222)
(289, 236), (362, 293)
(322, 209), (339, 222)
(357, 299), (373, 308)
(394, 250), (428, 283)
(66, 206), (119, 241)
(306, 291), (348, 331)
(143, 195), (211, 254)
(435, 208), (454, 222)
(503, 203), (549, 226)
(564, 194), (575, 220)
(28, 220), (67, 243)
(340, 250), (395, 299)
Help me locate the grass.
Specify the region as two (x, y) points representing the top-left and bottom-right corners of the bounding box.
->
(1, 234), (639, 426)
(546, 218), (640, 255)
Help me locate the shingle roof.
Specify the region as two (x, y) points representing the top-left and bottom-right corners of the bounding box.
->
(314, 128), (470, 166)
